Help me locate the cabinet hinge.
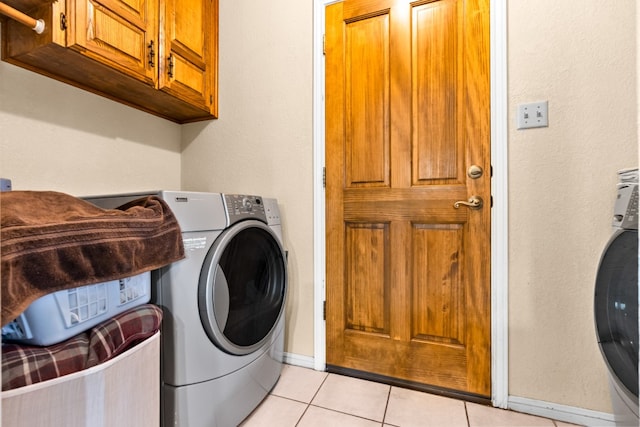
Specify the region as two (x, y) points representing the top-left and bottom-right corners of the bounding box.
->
(323, 34), (326, 55)
(322, 167), (326, 188)
(60, 12), (67, 31)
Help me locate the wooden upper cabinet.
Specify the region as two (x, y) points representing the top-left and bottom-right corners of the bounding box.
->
(160, 0), (216, 113)
(1, 0), (218, 123)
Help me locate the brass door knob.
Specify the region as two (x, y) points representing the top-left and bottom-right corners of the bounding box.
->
(454, 196), (483, 210)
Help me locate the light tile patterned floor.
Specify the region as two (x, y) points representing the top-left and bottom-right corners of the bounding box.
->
(241, 364), (582, 427)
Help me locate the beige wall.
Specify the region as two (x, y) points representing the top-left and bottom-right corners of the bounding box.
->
(0, 0), (637, 416)
(508, 1), (636, 413)
(0, 44), (182, 195)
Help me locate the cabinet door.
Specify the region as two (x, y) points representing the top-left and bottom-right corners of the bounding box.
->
(160, 0), (217, 113)
(70, 0), (158, 86)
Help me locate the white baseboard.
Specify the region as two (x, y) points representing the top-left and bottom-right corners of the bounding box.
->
(508, 396), (616, 427)
(283, 352), (316, 370)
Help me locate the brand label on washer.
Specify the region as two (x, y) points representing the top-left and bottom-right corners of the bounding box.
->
(182, 237), (207, 251)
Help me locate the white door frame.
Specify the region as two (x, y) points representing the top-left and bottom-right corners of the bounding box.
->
(312, 0), (509, 408)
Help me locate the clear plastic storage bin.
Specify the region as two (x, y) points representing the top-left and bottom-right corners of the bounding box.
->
(2, 272), (151, 346)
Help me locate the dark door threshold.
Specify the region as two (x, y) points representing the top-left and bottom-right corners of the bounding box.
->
(326, 364), (492, 406)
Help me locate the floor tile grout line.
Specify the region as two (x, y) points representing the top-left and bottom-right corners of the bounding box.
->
(308, 371), (332, 404)
(287, 369), (332, 427)
(464, 401), (471, 427)
(306, 403), (387, 424)
(294, 402), (311, 427)
(269, 370), (330, 405)
(270, 393), (318, 407)
(381, 384), (392, 425)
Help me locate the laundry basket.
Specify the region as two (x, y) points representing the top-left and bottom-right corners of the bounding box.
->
(2, 272), (150, 346)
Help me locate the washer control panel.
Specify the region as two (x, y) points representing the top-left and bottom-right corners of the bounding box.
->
(223, 194), (267, 224)
(613, 184), (638, 230)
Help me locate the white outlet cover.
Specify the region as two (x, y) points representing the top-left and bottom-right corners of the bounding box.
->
(517, 101), (549, 129)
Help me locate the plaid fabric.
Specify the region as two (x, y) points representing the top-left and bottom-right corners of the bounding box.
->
(2, 304), (162, 391)
(2, 334), (89, 391)
(86, 304), (162, 367)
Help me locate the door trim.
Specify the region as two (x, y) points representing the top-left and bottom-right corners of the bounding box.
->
(489, 0), (509, 409)
(312, 0), (509, 408)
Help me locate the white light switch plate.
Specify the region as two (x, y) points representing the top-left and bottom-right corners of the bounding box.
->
(517, 101), (548, 129)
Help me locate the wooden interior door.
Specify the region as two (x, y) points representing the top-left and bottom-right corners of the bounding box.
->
(325, 0), (491, 397)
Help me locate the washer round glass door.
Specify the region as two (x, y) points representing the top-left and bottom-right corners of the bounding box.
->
(199, 220), (287, 355)
(594, 229), (638, 398)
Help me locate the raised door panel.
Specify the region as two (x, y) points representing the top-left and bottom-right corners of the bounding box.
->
(160, 0), (217, 113)
(70, 0), (158, 86)
(412, 0), (461, 184)
(345, 14), (389, 188)
(345, 223), (390, 335)
(411, 224), (464, 346)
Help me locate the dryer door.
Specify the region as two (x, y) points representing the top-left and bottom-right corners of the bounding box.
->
(594, 229), (638, 399)
(199, 220), (287, 355)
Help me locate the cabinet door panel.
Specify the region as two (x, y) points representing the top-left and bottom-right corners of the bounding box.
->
(171, 53), (207, 99)
(71, 0), (158, 86)
(161, 0), (215, 111)
(173, 3), (204, 61)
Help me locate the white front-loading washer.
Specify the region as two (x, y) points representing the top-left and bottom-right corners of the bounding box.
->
(594, 177), (638, 426)
(86, 191), (287, 427)
(595, 229), (638, 426)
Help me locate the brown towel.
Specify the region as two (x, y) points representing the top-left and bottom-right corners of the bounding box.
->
(1, 191), (185, 325)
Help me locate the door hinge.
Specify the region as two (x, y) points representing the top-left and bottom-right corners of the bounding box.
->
(323, 167), (326, 188)
(323, 34), (326, 55)
(323, 300), (326, 320)
(491, 195), (494, 208)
